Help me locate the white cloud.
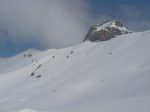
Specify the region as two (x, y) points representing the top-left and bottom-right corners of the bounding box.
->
(0, 0), (91, 48)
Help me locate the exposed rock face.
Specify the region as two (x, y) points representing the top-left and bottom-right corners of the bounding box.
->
(83, 20), (131, 42)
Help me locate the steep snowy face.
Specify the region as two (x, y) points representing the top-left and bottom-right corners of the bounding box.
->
(83, 20), (131, 42)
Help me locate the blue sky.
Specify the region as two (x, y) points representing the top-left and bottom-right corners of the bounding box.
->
(0, 0), (150, 57)
(90, 0), (150, 25)
(91, 0), (150, 8)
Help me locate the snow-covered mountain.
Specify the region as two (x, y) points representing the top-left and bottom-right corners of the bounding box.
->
(0, 28), (150, 112)
(83, 20), (131, 42)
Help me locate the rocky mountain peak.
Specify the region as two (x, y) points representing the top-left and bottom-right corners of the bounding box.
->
(83, 20), (131, 42)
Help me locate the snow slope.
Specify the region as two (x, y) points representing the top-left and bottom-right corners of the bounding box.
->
(0, 31), (150, 112)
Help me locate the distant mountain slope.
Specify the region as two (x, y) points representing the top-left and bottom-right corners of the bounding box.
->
(0, 30), (150, 112)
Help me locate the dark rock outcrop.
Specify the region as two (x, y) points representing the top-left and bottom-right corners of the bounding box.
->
(83, 20), (130, 42)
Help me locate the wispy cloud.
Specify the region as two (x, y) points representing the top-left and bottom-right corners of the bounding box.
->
(0, 0), (91, 48)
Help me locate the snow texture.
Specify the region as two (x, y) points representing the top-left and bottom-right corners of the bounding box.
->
(0, 30), (150, 112)
(96, 20), (129, 33)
